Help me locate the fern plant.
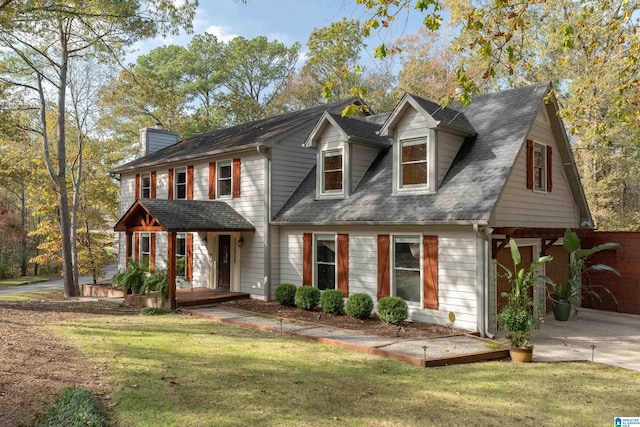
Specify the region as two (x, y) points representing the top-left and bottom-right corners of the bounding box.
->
(112, 259), (146, 294)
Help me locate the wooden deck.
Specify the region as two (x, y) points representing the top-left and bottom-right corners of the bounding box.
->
(176, 287), (250, 308)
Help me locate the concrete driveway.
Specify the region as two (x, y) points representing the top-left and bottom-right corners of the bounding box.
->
(533, 308), (640, 371)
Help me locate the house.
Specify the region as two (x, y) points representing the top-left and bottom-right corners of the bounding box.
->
(112, 82), (591, 336)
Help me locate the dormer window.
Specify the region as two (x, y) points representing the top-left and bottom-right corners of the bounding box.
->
(322, 149), (343, 194)
(400, 137), (428, 188)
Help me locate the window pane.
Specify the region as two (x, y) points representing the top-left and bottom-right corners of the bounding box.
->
(176, 170), (186, 184)
(317, 264), (336, 291)
(535, 168), (543, 190)
(316, 239), (335, 263)
(220, 164), (231, 179)
(324, 171), (343, 191)
(141, 235), (150, 253)
(176, 236), (186, 256)
(402, 143), (427, 162)
(323, 154), (342, 171)
(402, 163), (427, 185)
(395, 240), (420, 269)
(177, 184), (186, 199)
(534, 149), (543, 167)
(395, 269), (420, 302)
(219, 178), (231, 196)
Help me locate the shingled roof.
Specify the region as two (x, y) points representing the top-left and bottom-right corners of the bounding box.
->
(274, 83), (553, 224)
(112, 97), (361, 173)
(114, 199), (255, 232)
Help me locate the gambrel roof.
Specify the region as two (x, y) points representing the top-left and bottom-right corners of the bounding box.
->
(111, 98), (362, 173)
(274, 82), (591, 225)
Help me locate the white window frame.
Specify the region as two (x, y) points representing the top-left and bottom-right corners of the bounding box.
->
(314, 233), (337, 291)
(140, 232), (150, 271)
(217, 160), (232, 199)
(141, 172), (151, 199)
(176, 232), (187, 279)
(174, 167), (187, 200)
(399, 137), (429, 190)
(533, 142), (547, 193)
(391, 234), (423, 308)
(320, 149), (344, 196)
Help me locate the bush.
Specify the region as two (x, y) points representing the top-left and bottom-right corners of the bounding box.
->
(345, 293), (374, 319)
(295, 286), (321, 310)
(275, 283), (297, 306)
(34, 386), (109, 427)
(320, 289), (344, 314)
(377, 296), (409, 324)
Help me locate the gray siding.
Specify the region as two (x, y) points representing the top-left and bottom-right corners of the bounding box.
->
(277, 225), (480, 331)
(437, 131), (464, 186)
(492, 106), (581, 228)
(139, 127), (179, 157)
(351, 143), (381, 191)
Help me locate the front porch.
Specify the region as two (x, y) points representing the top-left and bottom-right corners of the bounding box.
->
(176, 287), (250, 308)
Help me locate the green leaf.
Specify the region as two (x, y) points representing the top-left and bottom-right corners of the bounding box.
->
(509, 239), (521, 266)
(563, 228), (581, 253)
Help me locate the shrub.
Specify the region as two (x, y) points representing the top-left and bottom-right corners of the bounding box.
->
(320, 289), (344, 314)
(345, 293), (374, 319)
(377, 296), (409, 324)
(295, 286), (321, 310)
(34, 386), (109, 427)
(275, 283), (297, 306)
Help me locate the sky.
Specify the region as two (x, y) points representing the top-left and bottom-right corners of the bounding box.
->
(128, 0), (435, 69)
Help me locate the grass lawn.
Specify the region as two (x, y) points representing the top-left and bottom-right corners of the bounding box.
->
(0, 275), (56, 288)
(56, 314), (640, 427)
(0, 289), (63, 301)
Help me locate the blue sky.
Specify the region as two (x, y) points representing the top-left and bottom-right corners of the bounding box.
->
(129, 0), (434, 68)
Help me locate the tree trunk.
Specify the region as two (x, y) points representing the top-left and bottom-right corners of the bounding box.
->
(20, 183), (27, 276)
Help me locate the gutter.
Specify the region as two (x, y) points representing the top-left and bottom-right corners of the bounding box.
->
(271, 219), (490, 227)
(473, 223), (494, 338)
(257, 145), (272, 300)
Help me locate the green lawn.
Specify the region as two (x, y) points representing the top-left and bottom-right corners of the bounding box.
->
(56, 314), (640, 427)
(0, 275), (56, 288)
(0, 289), (63, 301)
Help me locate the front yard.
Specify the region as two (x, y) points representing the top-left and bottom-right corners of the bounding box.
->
(1, 293), (638, 426)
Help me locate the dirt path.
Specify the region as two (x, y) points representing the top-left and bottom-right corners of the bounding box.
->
(0, 299), (138, 426)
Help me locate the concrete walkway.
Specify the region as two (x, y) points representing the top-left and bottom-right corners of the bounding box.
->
(532, 308), (640, 371)
(0, 264), (118, 295)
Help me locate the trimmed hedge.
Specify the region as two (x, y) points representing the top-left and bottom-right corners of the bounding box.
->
(295, 286), (321, 310)
(320, 289), (344, 314)
(377, 296), (409, 324)
(275, 283), (297, 306)
(345, 293), (374, 319)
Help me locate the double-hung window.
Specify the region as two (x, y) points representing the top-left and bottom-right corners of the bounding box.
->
(140, 233), (150, 271)
(400, 138), (428, 188)
(393, 235), (421, 306)
(533, 143), (546, 192)
(141, 173), (151, 198)
(315, 234), (336, 290)
(322, 150), (343, 193)
(217, 161), (232, 198)
(175, 167), (187, 199)
(176, 233), (187, 279)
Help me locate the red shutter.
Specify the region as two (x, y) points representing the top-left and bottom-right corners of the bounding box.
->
(168, 168), (174, 199)
(209, 162), (216, 199)
(546, 145), (553, 192)
(150, 233), (156, 270)
(302, 233), (313, 286)
(134, 232), (140, 262)
(186, 233), (193, 281)
(526, 139), (533, 189)
(150, 171), (156, 198)
(233, 158), (241, 198)
(135, 174), (140, 199)
(423, 235), (439, 310)
(187, 165), (194, 200)
(377, 235), (390, 300)
(337, 234), (349, 296)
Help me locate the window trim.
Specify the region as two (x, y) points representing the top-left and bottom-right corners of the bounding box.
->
(391, 234), (423, 307)
(174, 167), (187, 200)
(140, 232), (150, 271)
(532, 142), (547, 193)
(217, 160), (233, 199)
(314, 233), (337, 291)
(176, 232), (187, 279)
(140, 173), (151, 199)
(320, 148), (345, 196)
(395, 136), (434, 194)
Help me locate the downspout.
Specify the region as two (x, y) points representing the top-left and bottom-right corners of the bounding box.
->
(257, 145), (272, 300)
(474, 223), (495, 338)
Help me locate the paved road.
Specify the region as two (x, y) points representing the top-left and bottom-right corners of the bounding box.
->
(0, 264), (119, 295)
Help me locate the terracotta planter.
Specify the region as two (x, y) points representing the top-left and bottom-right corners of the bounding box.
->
(509, 346), (533, 363)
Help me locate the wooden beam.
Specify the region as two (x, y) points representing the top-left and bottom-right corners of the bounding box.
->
(168, 231), (177, 310)
(491, 238), (510, 259)
(541, 238), (559, 255)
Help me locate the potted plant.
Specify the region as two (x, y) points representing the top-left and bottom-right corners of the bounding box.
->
(112, 259), (146, 294)
(497, 239), (553, 363)
(552, 229), (620, 321)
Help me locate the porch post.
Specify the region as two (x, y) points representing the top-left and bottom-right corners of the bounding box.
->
(168, 231), (177, 310)
(125, 231), (133, 267)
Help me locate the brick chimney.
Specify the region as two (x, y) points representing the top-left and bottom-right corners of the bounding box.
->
(139, 123), (180, 157)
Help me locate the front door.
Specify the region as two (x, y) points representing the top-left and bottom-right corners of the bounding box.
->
(217, 235), (231, 290)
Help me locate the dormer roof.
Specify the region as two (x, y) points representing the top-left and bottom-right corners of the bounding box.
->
(379, 93), (477, 137)
(304, 112), (391, 148)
